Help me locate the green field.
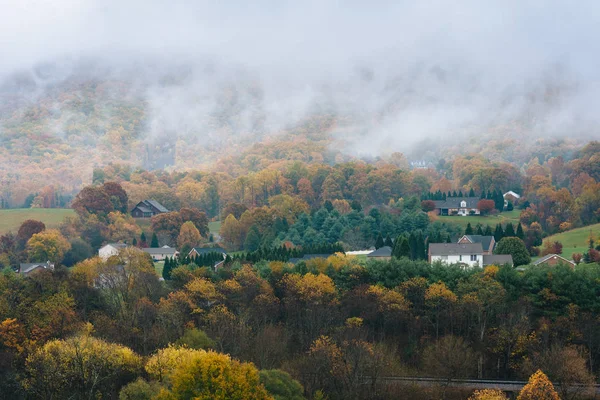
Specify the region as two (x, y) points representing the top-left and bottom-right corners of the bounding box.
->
(539, 223), (600, 260)
(0, 208), (75, 234)
(208, 221), (221, 235)
(437, 210), (521, 230)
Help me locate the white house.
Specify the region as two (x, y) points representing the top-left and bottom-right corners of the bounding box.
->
(503, 191), (521, 208)
(142, 246), (179, 261)
(429, 243), (514, 268)
(429, 243), (484, 267)
(98, 243), (128, 261)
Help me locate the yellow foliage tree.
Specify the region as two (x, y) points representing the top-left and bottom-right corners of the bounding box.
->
(177, 221), (202, 253)
(517, 370), (560, 400)
(152, 349), (273, 400)
(469, 389), (508, 400)
(24, 334), (142, 399)
(26, 229), (71, 263)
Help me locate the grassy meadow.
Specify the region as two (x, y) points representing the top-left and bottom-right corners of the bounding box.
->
(436, 209), (521, 230)
(0, 208), (75, 234)
(539, 223), (600, 260)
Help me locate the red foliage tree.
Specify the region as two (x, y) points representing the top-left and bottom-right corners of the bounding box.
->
(477, 199), (496, 215)
(421, 200), (436, 212)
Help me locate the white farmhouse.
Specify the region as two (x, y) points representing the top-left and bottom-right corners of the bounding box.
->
(429, 243), (484, 267)
(428, 243), (513, 268)
(98, 243), (128, 261)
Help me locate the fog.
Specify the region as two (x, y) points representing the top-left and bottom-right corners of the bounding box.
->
(1, 0), (600, 159)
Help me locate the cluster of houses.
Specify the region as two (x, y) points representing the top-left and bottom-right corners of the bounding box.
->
(362, 233), (575, 269)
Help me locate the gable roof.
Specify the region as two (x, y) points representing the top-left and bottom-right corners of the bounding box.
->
(459, 235), (495, 250)
(144, 200), (169, 213)
(429, 243), (483, 256)
(503, 191), (521, 199)
(134, 205), (153, 213)
(142, 247), (178, 255)
(368, 246), (393, 257)
(482, 254), (513, 266)
(19, 262), (54, 275)
(533, 254), (575, 266)
(191, 247), (227, 255)
(433, 197), (480, 209)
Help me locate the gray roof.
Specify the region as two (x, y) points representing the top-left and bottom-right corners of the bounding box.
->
(142, 247), (178, 255)
(429, 243), (483, 256)
(144, 200), (169, 213)
(433, 197), (480, 209)
(461, 235), (494, 250)
(134, 205), (153, 213)
(191, 247), (227, 255)
(19, 262), (54, 275)
(482, 254), (513, 266)
(533, 254), (575, 266)
(368, 246), (393, 257)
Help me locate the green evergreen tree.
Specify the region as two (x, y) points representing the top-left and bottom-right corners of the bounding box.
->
(465, 223), (474, 235)
(416, 231), (426, 260)
(458, 190), (463, 197)
(476, 224), (484, 235)
(151, 232), (159, 248)
(163, 257), (173, 280)
(484, 225), (493, 236)
(504, 222), (516, 237)
(393, 236), (411, 258)
(384, 234), (394, 247)
(469, 188), (475, 197)
(375, 233), (384, 249)
(140, 232), (147, 244)
(244, 226), (261, 252)
(132, 238), (137, 246)
(494, 224), (504, 242)
(480, 191), (486, 199)
(516, 223), (525, 240)
(323, 200), (334, 212)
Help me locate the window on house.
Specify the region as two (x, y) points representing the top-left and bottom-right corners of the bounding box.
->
(471, 255), (477, 261)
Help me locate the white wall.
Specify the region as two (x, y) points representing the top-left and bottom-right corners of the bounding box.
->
(431, 254), (482, 267)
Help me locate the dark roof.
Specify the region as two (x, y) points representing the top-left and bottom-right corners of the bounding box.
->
(460, 235), (494, 250)
(19, 262), (54, 275)
(533, 254), (575, 266)
(368, 246), (393, 257)
(433, 197), (480, 209)
(191, 247), (227, 255)
(429, 243), (483, 256)
(144, 200), (169, 213)
(142, 247), (178, 255)
(482, 254), (513, 266)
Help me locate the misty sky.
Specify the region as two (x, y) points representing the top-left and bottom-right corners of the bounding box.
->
(2, 1), (600, 156)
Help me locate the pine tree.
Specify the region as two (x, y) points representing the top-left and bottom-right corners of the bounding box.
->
(384, 234), (394, 247)
(516, 223), (524, 240)
(504, 222), (516, 237)
(458, 190), (463, 197)
(494, 224), (504, 242)
(452, 190), (457, 197)
(163, 257), (173, 280)
(465, 223), (474, 235)
(484, 225), (493, 236)
(476, 224), (484, 235)
(132, 238), (137, 246)
(416, 231), (425, 260)
(151, 232), (159, 248)
(393, 236), (410, 258)
(408, 232), (418, 260)
(480, 191), (486, 199)
(375, 234), (384, 249)
(140, 232), (147, 245)
(469, 188), (475, 197)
